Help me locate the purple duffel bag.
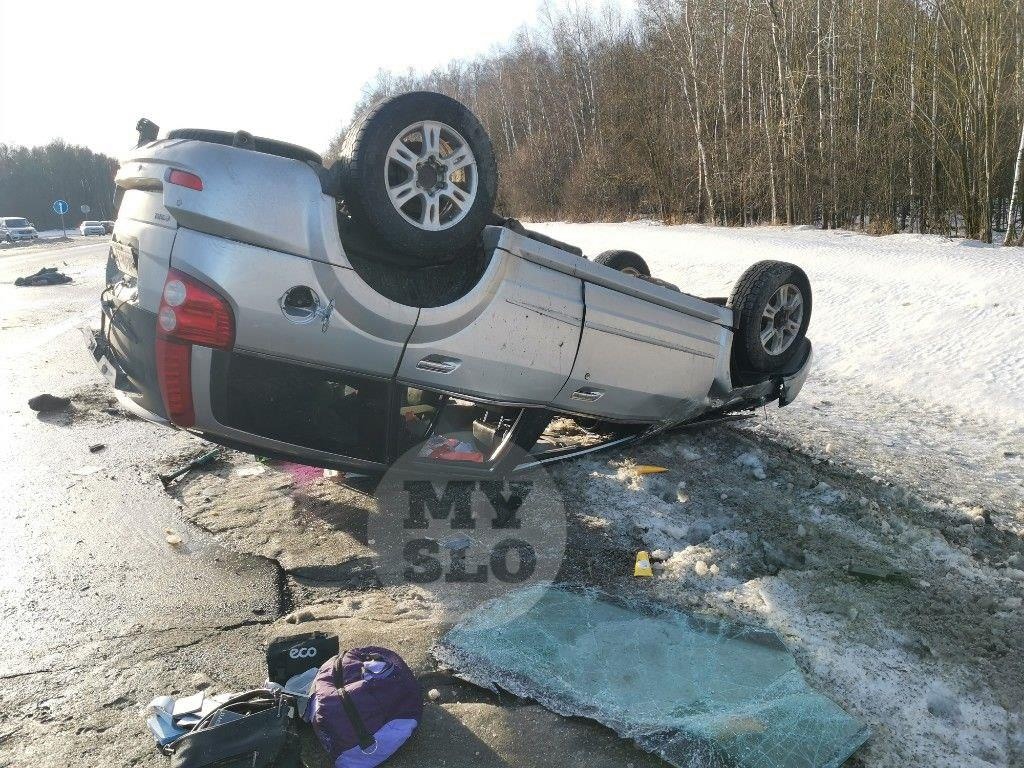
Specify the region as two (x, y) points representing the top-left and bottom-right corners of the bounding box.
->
(305, 647), (422, 768)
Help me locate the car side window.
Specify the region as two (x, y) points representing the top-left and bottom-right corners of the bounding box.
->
(217, 352), (391, 463)
(394, 387), (526, 466)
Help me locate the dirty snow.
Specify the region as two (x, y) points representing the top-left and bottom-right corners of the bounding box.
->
(522, 223), (1024, 767)
(533, 222), (1024, 523)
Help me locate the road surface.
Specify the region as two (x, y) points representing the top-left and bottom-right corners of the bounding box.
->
(0, 241), (283, 766)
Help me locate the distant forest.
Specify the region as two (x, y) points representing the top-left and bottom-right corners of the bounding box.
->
(0, 142), (118, 228)
(330, 0), (1024, 244)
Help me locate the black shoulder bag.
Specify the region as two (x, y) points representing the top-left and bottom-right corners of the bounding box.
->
(163, 689), (298, 768)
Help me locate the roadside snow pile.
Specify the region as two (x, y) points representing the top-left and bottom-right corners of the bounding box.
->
(552, 427), (1024, 768)
(534, 222), (1024, 519)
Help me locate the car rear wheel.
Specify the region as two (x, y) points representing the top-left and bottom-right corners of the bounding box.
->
(728, 260), (812, 372)
(594, 250), (651, 277)
(337, 91), (497, 263)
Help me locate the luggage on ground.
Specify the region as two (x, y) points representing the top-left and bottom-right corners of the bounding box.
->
(306, 647), (422, 768)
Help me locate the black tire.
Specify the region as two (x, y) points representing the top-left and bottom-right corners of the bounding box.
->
(594, 250), (651, 277)
(166, 128), (322, 165)
(337, 91), (497, 262)
(728, 260), (812, 373)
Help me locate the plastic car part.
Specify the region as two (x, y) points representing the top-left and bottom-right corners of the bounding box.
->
(728, 260), (812, 372)
(436, 585), (869, 768)
(166, 127), (323, 165)
(156, 269), (235, 427)
(338, 91), (497, 262)
(594, 249), (651, 277)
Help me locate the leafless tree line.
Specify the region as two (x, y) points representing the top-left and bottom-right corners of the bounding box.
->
(330, 0), (1024, 244)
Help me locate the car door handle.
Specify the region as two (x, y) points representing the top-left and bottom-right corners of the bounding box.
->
(570, 387), (605, 402)
(417, 355), (462, 375)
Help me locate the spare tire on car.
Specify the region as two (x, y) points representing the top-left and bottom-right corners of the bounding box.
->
(336, 91), (497, 262)
(728, 260), (811, 373)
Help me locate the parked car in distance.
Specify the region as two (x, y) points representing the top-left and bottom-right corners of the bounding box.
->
(79, 221), (107, 236)
(101, 220), (115, 234)
(1, 217), (39, 242)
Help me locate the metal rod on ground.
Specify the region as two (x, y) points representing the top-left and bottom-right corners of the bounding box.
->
(158, 448), (222, 488)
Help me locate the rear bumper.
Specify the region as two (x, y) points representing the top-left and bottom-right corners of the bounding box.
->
(88, 300), (167, 423)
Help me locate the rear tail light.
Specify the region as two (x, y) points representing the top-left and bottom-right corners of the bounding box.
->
(166, 168), (203, 191)
(156, 269), (234, 427)
(156, 337), (195, 427)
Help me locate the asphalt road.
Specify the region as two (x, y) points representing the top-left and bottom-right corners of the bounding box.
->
(0, 240), (283, 766)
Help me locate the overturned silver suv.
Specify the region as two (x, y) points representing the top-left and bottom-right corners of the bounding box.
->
(92, 92), (812, 476)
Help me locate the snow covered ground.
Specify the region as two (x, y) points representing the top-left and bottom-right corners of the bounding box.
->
(528, 223), (1024, 767)
(532, 222), (1024, 526)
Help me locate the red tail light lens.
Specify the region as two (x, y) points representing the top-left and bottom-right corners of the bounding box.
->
(156, 269), (234, 427)
(156, 337), (195, 427)
(157, 269), (234, 349)
(166, 168), (203, 191)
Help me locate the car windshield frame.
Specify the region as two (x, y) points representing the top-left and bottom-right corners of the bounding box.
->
(4, 218), (30, 228)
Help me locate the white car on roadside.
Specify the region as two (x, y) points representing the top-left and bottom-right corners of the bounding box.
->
(0, 217), (39, 242)
(79, 221), (107, 236)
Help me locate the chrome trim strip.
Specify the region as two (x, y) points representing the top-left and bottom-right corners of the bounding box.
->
(513, 435), (636, 471)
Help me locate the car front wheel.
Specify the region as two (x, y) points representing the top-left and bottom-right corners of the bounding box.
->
(728, 260), (812, 373)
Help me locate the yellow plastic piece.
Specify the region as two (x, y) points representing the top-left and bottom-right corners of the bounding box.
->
(635, 465), (669, 475)
(634, 550), (654, 577)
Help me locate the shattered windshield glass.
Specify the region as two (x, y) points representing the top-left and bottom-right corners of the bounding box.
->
(435, 586), (869, 768)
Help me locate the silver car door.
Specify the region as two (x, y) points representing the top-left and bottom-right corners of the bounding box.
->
(171, 227), (416, 378)
(551, 282), (729, 422)
(396, 248), (584, 405)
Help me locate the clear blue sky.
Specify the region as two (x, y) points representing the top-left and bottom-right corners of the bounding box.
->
(0, 0), (632, 158)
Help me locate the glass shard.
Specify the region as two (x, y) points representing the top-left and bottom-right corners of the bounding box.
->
(435, 585), (869, 768)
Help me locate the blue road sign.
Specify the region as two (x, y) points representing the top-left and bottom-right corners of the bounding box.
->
(52, 199), (69, 215)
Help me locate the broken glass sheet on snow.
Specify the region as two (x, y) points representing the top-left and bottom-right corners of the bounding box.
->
(434, 586), (869, 768)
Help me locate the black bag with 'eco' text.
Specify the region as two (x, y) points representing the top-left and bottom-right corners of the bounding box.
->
(266, 632), (339, 685)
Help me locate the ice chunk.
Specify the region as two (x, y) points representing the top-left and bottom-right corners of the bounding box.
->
(435, 585), (868, 768)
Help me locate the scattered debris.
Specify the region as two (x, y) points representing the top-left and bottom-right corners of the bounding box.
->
(15, 267), (72, 287)
(164, 532), (183, 547)
(846, 562), (910, 585)
(158, 448), (222, 488)
(427, 688), (441, 701)
(233, 463), (266, 478)
(634, 550), (653, 577)
(28, 393), (71, 412)
(285, 608), (316, 624)
(88, 443), (106, 453)
(635, 465), (668, 475)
